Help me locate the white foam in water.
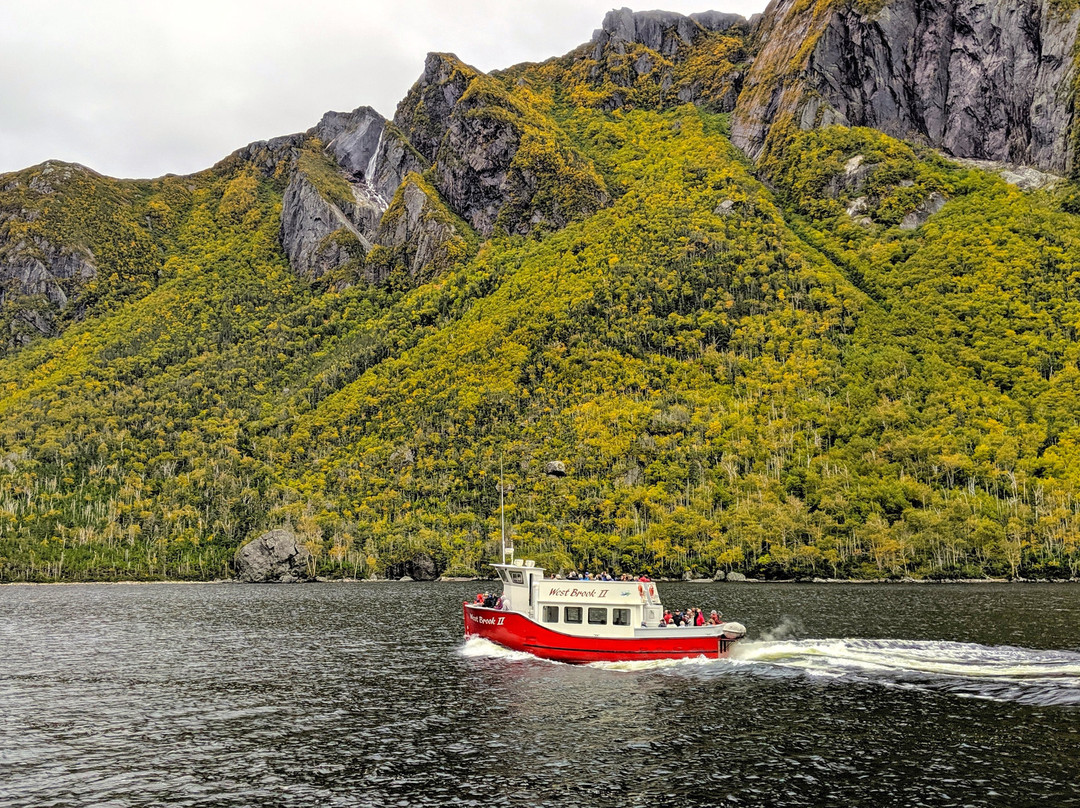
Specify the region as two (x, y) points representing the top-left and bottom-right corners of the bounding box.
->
(458, 635), (1080, 705)
(588, 655), (716, 673)
(457, 636), (550, 663)
(730, 638), (1080, 705)
(457, 639), (718, 672)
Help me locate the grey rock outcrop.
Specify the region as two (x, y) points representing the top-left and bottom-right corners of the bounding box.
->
(279, 172), (371, 279)
(235, 529), (311, 583)
(279, 107), (429, 279)
(394, 53), (608, 237)
(394, 53), (476, 164)
(591, 7), (747, 59)
(435, 100), (520, 236)
(386, 552), (440, 581)
(544, 460), (567, 477)
(394, 53), (519, 235)
(949, 157), (1065, 190)
(733, 0), (1080, 174)
(585, 8), (751, 111)
(372, 176), (467, 281)
(899, 192), (948, 230)
(0, 228), (97, 345)
(220, 133), (306, 178)
(314, 107), (427, 206)
(0, 238), (95, 311)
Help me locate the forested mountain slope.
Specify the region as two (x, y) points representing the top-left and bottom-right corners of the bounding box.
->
(0, 0), (1078, 582)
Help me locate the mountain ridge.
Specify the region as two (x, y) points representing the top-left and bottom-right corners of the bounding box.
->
(0, 1), (1078, 582)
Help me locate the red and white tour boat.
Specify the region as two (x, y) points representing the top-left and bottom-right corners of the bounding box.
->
(463, 558), (747, 664)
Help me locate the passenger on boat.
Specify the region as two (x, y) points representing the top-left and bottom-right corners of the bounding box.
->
(662, 610), (673, 626)
(709, 610), (722, 625)
(473, 593), (484, 605)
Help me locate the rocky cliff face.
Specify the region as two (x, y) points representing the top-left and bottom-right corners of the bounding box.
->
(314, 107), (427, 207)
(370, 174), (469, 282)
(580, 7), (753, 111)
(733, 0), (1080, 174)
(279, 172), (369, 279)
(0, 162), (138, 348)
(279, 107), (429, 278)
(393, 53), (608, 237)
(591, 7), (747, 59)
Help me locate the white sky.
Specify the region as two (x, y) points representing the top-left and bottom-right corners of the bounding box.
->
(0, 1), (768, 179)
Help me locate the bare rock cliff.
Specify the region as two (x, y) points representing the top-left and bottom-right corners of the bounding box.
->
(279, 107), (429, 278)
(583, 7), (753, 111)
(370, 174), (469, 282)
(394, 53), (608, 237)
(314, 107), (427, 206)
(733, 0), (1080, 174)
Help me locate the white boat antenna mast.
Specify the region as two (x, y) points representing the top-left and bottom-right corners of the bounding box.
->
(500, 460), (514, 564)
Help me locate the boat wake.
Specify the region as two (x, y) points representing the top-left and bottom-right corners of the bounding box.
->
(728, 638), (1080, 706)
(460, 635), (1080, 705)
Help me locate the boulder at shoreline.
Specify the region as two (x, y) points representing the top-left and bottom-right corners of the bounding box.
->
(235, 529), (311, 583)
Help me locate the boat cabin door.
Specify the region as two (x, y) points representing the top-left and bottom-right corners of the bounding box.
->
(491, 560), (546, 616)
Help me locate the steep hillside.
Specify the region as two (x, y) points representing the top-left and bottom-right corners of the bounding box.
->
(0, 2), (1078, 582)
(732, 0), (1080, 174)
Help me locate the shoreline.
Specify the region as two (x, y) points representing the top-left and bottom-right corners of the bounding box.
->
(2, 576), (1077, 587)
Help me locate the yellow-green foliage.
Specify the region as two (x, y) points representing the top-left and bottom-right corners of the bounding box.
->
(673, 33), (746, 106)
(217, 170), (259, 225)
(767, 126), (975, 225)
(296, 142), (356, 209)
(372, 172), (476, 282)
(555, 30), (746, 113)
(0, 35), (1078, 583)
(0, 163), (203, 349)
(497, 124), (608, 234)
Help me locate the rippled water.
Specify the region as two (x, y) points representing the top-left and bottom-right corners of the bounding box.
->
(1, 581), (1079, 807)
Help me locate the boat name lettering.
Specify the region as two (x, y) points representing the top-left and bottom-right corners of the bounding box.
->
(469, 613), (506, 626)
(545, 587), (607, 598)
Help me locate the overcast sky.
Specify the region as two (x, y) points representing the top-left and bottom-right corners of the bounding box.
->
(0, 0), (768, 179)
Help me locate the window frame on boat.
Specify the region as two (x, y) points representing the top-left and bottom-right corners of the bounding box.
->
(509, 570), (525, 584)
(564, 606), (583, 624)
(612, 608), (631, 626)
(542, 605), (559, 623)
(588, 607), (608, 625)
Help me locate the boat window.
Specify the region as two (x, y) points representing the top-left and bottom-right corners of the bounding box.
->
(564, 606), (583, 624)
(612, 608), (631, 626)
(588, 607), (607, 625)
(542, 605), (559, 623)
(509, 571), (524, 584)
(498, 570), (509, 583)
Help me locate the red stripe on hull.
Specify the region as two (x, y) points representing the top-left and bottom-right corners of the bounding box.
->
(463, 603), (737, 664)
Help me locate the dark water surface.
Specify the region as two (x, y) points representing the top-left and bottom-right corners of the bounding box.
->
(1, 581), (1079, 807)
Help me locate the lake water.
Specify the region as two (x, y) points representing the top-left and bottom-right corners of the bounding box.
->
(1, 581), (1079, 807)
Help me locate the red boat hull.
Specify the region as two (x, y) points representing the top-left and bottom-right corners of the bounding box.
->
(464, 603), (738, 664)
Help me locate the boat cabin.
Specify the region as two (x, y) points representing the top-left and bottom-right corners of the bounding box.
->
(491, 560), (664, 638)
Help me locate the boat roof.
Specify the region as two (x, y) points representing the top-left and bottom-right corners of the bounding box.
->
(536, 579), (653, 606)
